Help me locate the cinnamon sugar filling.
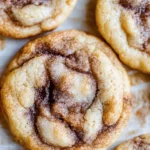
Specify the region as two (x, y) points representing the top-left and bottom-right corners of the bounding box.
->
(119, 0), (150, 53)
(11, 43), (122, 147)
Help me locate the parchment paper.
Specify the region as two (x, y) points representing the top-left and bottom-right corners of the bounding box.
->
(0, 0), (150, 150)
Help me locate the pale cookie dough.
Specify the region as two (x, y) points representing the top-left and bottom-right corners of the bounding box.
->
(116, 134), (150, 150)
(1, 30), (131, 150)
(0, 0), (77, 38)
(96, 0), (150, 73)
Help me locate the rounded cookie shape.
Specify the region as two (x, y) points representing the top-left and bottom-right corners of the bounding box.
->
(116, 134), (150, 150)
(96, 0), (150, 73)
(0, 0), (77, 38)
(1, 30), (131, 150)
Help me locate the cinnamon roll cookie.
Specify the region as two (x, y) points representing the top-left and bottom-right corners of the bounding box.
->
(116, 134), (150, 150)
(1, 30), (131, 150)
(96, 0), (150, 73)
(0, 0), (77, 38)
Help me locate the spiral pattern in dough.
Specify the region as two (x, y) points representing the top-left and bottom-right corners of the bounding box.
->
(96, 0), (150, 73)
(119, 0), (150, 52)
(116, 134), (150, 150)
(1, 30), (131, 150)
(0, 0), (77, 38)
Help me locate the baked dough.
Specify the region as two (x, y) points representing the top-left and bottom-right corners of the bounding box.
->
(96, 0), (150, 73)
(0, 0), (77, 38)
(116, 134), (150, 150)
(1, 30), (131, 150)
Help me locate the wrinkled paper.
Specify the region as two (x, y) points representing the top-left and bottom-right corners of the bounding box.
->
(0, 0), (150, 150)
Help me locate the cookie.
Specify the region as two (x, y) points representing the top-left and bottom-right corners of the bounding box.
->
(1, 30), (131, 150)
(0, 0), (77, 38)
(116, 134), (150, 150)
(96, 0), (150, 73)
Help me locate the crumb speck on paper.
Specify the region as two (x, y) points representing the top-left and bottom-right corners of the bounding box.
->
(135, 90), (150, 126)
(129, 130), (136, 136)
(129, 70), (150, 127)
(131, 84), (150, 126)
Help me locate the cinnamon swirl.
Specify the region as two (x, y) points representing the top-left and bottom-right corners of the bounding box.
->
(1, 30), (131, 150)
(96, 0), (150, 73)
(116, 134), (150, 150)
(0, 0), (77, 38)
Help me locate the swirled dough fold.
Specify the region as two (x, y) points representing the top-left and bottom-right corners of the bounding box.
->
(96, 0), (150, 73)
(0, 0), (77, 38)
(1, 30), (131, 150)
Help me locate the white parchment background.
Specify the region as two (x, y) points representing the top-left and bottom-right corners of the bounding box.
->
(0, 0), (150, 150)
